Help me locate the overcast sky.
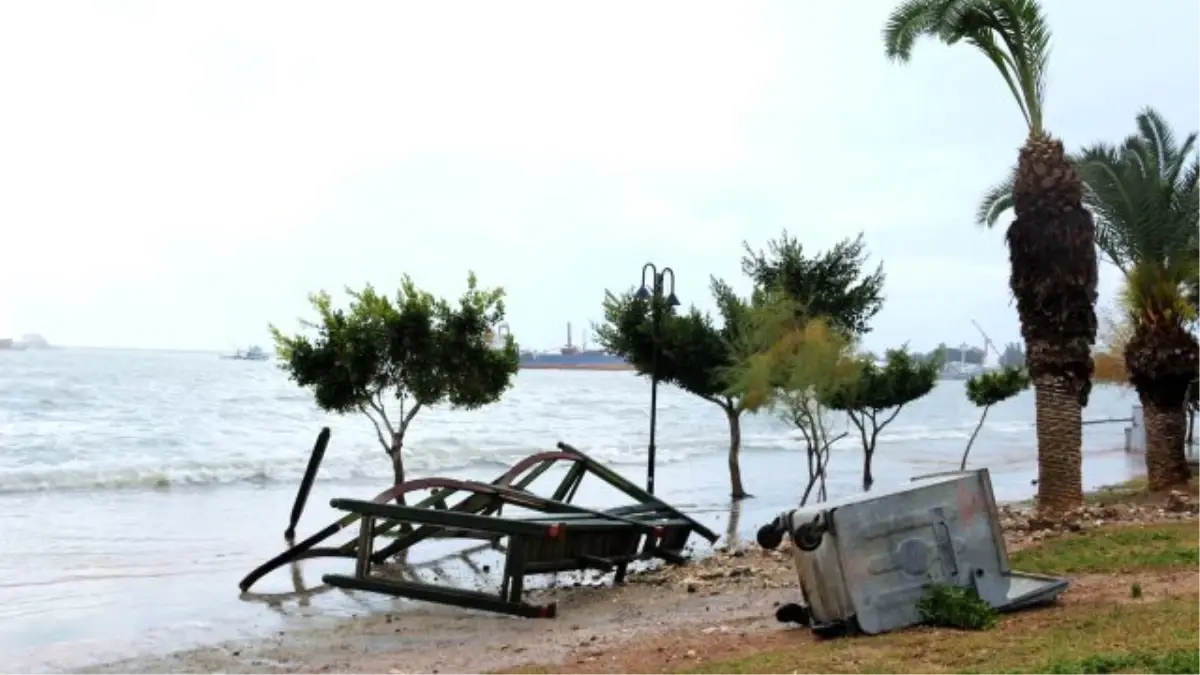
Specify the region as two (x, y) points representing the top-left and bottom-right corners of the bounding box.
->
(1, 0), (1196, 354)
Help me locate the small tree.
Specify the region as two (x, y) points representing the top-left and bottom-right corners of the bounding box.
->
(823, 348), (942, 491)
(725, 292), (861, 505)
(270, 273), (519, 500)
(961, 367), (1031, 470)
(596, 277), (753, 499)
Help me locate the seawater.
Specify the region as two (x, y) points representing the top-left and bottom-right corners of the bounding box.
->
(0, 348), (1145, 672)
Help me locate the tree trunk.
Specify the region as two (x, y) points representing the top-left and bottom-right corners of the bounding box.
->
(725, 407), (749, 500)
(861, 449), (874, 492)
(1142, 397), (1191, 491)
(1007, 131), (1097, 519)
(961, 405), (990, 471)
(1125, 321), (1197, 491)
(1033, 376), (1083, 516)
(390, 432), (407, 505)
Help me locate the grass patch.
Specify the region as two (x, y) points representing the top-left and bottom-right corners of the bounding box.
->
(1041, 648), (1199, 674)
(1009, 522), (1199, 575)
(1084, 477), (1150, 506)
(1085, 476), (1199, 506)
(683, 598), (1199, 674)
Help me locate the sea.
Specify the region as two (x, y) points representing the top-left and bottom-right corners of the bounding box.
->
(0, 348), (1147, 672)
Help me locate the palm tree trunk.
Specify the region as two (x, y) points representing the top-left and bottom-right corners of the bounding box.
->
(1141, 397), (1192, 491)
(1008, 132), (1097, 519)
(1033, 375), (1083, 515)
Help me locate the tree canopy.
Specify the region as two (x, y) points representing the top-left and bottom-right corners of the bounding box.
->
(596, 276), (746, 409)
(741, 231), (885, 336)
(270, 273), (519, 489)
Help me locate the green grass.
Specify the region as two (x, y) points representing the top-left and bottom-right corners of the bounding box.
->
(1009, 521), (1199, 575)
(683, 600), (1200, 674)
(1039, 648), (1199, 674)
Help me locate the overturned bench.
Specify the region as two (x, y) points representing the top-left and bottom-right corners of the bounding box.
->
(242, 441), (717, 618)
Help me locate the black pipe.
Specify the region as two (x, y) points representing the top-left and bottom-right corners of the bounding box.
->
(285, 427), (331, 542)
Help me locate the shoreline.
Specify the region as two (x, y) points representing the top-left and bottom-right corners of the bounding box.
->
(73, 473), (1192, 675)
(75, 473), (1200, 672)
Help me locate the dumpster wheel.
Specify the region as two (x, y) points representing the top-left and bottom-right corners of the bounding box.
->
(811, 617), (859, 639)
(793, 521), (825, 552)
(756, 523), (785, 550)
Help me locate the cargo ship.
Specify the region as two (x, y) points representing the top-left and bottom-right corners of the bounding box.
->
(496, 322), (633, 371)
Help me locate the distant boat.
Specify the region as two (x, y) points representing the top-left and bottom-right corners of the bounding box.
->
(511, 322), (633, 372)
(1, 334), (50, 351)
(518, 348), (631, 371)
(17, 333), (50, 349)
(222, 345), (270, 361)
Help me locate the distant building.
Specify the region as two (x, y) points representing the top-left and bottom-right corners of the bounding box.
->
(918, 343), (985, 366)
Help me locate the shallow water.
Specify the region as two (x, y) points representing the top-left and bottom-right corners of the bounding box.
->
(0, 348), (1145, 672)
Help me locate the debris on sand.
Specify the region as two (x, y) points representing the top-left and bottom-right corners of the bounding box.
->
(627, 543), (796, 593)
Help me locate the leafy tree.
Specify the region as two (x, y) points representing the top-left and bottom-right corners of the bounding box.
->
(741, 231), (885, 336)
(884, 0), (1098, 516)
(822, 348), (942, 491)
(979, 108), (1199, 490)
(270, 274), (519, 500)
(961, 367), (1031, 470)
(598, 232), (885, 500)
(724, 292), (861, 505)
(596, 277), (752, 499)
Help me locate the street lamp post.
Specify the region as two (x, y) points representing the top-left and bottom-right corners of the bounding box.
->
(636, 263), (679, 495)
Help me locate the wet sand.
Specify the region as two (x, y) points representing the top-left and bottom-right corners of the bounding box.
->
(81, 548), (793, 674)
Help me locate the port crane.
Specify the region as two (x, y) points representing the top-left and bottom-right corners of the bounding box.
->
(971, 319), (1003, 363)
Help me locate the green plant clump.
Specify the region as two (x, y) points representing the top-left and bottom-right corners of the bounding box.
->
(916, 582), (998, 631)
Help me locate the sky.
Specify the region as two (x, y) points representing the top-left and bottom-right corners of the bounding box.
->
(0, 0), (1196, 354)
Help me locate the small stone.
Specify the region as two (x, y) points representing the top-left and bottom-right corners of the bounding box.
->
(686, 649), (697, 658)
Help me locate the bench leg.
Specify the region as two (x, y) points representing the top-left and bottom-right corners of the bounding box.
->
(505, 538), (527, 604)
(614, 563), (628, 585)
(355, 515), (376, 578)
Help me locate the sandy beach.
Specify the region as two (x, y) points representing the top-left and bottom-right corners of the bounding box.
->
(77, 530), (859, 675)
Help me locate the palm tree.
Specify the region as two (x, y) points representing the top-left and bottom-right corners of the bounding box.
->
(883, 0), (1098, 515)
(979, 108), (1199, 490)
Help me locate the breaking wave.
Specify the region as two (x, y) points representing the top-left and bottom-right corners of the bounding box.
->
(0, 421), (1036, 495)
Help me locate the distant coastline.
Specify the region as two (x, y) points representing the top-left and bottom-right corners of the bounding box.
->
(519, 361), (634, 372)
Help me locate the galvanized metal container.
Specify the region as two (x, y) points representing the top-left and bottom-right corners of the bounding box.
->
(758, 469), (1068, 636)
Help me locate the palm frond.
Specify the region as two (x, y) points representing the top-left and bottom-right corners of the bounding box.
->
(1078, 112), (1200, 310)
(881, 0), (1052, 134)
(975, 166), (1019, 227)
(883, 0), (957, 62)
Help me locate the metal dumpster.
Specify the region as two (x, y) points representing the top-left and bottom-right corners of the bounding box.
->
(757, 469), (1068, 636)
